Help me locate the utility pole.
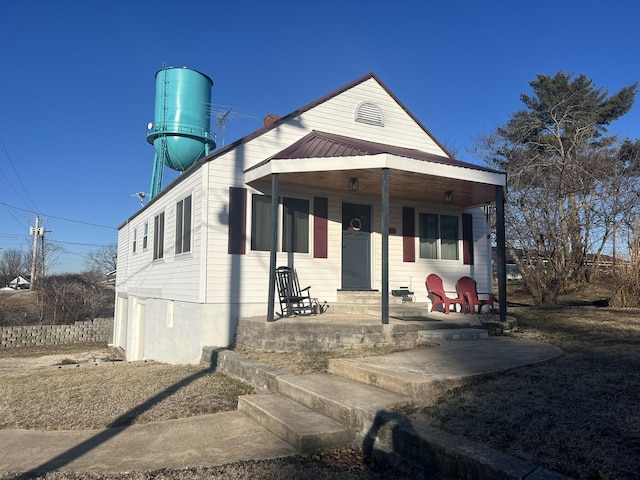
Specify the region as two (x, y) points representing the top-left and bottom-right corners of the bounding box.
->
(29, 216), (44, 290)
(40, 228), (46, 279)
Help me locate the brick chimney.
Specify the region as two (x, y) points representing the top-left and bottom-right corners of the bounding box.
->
(263, 114), (281, 126)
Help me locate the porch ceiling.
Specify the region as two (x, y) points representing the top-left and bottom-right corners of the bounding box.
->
(248, 167), (499, 208)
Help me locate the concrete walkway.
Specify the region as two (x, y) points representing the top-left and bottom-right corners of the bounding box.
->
(0, 412), (297, 475)
(0, 337), (565, 478)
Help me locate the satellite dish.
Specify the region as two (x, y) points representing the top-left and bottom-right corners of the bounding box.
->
(147, 122), (153, 130)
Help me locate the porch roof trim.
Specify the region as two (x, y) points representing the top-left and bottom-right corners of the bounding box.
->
(245, 152), (506, 187)
(244, 130), (506, 187)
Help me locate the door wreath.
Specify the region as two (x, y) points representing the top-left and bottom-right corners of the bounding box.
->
(349, 217), (362, 231)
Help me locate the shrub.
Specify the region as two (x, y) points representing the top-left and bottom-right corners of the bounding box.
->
(609, 240), (640, 307)
(38, 274), (114, 324)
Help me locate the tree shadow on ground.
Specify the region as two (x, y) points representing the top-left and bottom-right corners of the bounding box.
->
(11, 349), (225, 479)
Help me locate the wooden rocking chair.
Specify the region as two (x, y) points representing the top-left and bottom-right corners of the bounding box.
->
(275, 266), (316, 317)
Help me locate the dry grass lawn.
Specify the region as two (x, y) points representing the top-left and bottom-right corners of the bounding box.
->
(0, 346), (253, 430)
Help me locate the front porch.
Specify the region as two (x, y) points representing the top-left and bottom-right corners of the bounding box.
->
(235, 291), (494, 351)
(245, 131), (509, 325)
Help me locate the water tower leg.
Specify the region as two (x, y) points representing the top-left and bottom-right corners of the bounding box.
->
(149, 150), (164, 200)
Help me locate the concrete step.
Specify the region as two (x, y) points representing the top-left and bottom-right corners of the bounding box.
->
(275, 373), (411, 434)
(327, 355), (439, 401)
(417, 328), (488, 342)
(238, 393), (352, 453)
(336, 290), (381, 305)
(326, 339), (489, 402)
(331, 302), (429, 315)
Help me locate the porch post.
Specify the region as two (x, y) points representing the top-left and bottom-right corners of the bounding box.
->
(495, 184), (507, 322)
(381, 168), (389, 325)
(267, 174), (279, 322)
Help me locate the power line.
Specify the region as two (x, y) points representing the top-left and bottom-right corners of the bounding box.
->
(0, 200), (117, 229)
(62, 249), (93, 261)
(54, 239), (115, 247)
(0, 195), (29, 231)
(0, 136), (39, 212)
(0, 232), (29, 239)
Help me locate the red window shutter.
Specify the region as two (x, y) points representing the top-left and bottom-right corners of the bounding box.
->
(402, 207), (415, 262)
(462, 213), (474, 265)
(313, 197), (328, 258)
(228, 187), (246, 254)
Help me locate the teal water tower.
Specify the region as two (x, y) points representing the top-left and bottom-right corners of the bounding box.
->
(146, 66), (216, 199)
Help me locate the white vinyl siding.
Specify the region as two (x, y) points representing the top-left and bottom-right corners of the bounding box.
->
(116, 173), (202, 304)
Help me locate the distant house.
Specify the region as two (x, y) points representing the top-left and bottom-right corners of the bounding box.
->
(8, 275), (30, 289)
(493, 249), (621, 282)
(113, 73), (507, 364)
(103, 270), (116, 287)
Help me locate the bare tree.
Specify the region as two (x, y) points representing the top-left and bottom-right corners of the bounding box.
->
(84, 244), (117, 276)
(36, 238), (63, 280)
(474, 72), (639, 306)
(39, 274), (114, 324)
(0, 249), (28, 287)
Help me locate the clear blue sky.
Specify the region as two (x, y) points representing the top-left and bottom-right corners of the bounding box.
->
(1, 0), (639, 273)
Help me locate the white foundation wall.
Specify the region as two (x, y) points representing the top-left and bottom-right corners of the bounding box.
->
(114, 294), (259, 365)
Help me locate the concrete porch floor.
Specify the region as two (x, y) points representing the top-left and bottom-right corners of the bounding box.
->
(239, 312), (484, 326)
(233, 308), (502, 352)
(240, 300), (494, 324)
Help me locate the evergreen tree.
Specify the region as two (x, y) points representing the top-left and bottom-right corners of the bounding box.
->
(475, 72), (639, 305)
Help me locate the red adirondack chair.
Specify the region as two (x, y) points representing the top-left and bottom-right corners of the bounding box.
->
(425, 274), (464, 314)
(457, 276), (494, 314)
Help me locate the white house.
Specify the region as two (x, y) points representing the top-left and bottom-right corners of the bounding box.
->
(8, 275), (30, 289)
(113, 73), (507, 364)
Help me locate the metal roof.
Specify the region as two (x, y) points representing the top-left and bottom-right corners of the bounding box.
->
(246, 131), (502, 175)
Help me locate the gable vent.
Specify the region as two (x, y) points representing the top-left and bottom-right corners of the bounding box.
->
(355, 102), (384, 126)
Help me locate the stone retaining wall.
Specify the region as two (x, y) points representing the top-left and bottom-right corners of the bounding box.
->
(0, 317), (113, 348)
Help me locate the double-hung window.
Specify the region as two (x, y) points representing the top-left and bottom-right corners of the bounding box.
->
(143, 222), (149, 250)
(153, 212), (165, 260)
(419, 213), (459, 260)
(251, 194), (309, 253)
(251, 195), (272, 251)
(282, 197), (309, 253)
(175, 195), (192, 254)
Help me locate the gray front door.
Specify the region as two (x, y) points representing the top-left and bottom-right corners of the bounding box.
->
(341, 202), (371, 290)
